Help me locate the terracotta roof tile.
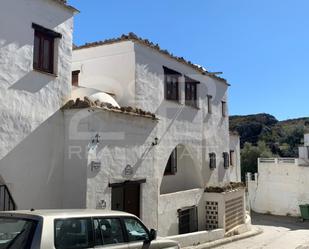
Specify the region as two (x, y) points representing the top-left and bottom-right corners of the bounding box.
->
(74, 33), (228, 84)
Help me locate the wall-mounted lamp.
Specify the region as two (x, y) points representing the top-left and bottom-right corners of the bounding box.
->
(152, 137), (159, 146)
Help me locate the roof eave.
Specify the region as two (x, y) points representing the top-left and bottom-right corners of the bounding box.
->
(74, 34), (229, 86)
(52, 0), (80, 14)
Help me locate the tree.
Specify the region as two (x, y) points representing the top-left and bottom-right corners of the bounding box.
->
(241, 141), (272, 181)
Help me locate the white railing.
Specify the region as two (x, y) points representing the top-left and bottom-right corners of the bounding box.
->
(259, 158), (309, 167)
(259, 158), (298, 165)
(259, 158), (276, 164)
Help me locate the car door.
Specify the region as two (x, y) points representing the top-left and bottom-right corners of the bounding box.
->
(93, 217), (129, 249)
(54, 217), (94, 249)
(122, 217), (161, 249)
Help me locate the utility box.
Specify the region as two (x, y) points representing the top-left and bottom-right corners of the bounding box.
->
(299, 204), (309, 220)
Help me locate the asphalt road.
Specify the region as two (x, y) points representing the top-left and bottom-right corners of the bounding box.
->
(215, 213), (309, 249)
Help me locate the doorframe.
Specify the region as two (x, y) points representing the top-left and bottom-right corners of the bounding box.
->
(108, 179), (146, 188)
(109, 179), (146, 218)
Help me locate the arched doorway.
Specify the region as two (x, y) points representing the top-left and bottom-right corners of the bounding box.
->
(160, 144), (203, 194)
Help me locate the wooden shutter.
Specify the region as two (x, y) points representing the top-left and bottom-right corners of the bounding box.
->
(209, 153), (216, 169)
(223, 152), (230, 169)
(171, 148), (177, 174)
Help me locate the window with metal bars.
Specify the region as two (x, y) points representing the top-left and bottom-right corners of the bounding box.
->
(178, 206), (198, 234)
(185, 76), (199, 107)
(163, 67), (180, 101)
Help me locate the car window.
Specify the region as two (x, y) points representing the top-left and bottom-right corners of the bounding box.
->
(0, 217), (37, 249)
(123, 218), (149, 242)
(54, 218), (92, 249)
(94, 218), (124, 246)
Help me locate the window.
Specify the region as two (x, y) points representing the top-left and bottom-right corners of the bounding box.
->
(178, 206), (198, 234)
(223, 152), (230, 169)
(72, 70), (80, 86)
(93, 218), (124, 246)
(185, 76), (199, 107)
(123, 218), (149, 242)
(164, 148), (177, 175)
(32, 23), (61, 74)
(222, 101), (227, 117)
(209, 153), (216, 170)
(0, 217), (37, 249)
(54, 218), (93, 249)
(207, 95), (213, 114)
(230, 150), (235, 166)
(164, 67), (180, 101)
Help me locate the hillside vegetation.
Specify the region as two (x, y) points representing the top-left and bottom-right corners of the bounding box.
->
(229, 113), (309, 180)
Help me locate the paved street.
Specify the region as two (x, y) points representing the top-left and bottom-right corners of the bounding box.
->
(215, 213), (309, 249)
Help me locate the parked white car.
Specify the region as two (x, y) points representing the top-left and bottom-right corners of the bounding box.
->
(0, 209), (179, 249)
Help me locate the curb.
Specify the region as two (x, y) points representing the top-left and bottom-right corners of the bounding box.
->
(185, 227), (263, 249)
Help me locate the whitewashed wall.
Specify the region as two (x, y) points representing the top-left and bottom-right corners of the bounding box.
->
(0, 111), (65, 209)
(160, 144), (203, 195)
(248, 162), (309, 216)
(72, 41), (136, 106)
(73, 41), (234, 188)
(0, 0), (74, 206)
(229, 135), (241, 182)
(133, 43), (231, 187)
(63, 109), (159, 228)
(158, 189), (205, 236)
(71, 41), (241, 236)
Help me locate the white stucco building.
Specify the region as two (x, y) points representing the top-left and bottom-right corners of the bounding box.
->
(0, 0), (77, 210)
(68, 34), (246, 241)
(0, 3), (246, 243)
(247, 133), (309, 217)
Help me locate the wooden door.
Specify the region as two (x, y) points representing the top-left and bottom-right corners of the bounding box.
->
(124, 184), (140, 217)
(111, 182), (140, 217)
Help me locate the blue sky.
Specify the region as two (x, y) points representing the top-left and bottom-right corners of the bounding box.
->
(68, 0), (309, 121)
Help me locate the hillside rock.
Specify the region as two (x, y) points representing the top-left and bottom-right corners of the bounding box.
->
(230, 113), (309, 157)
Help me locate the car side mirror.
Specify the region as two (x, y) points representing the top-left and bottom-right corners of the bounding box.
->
(149, 229), (157, 241)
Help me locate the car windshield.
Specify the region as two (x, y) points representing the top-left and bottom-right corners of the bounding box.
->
(0, 217), (37, 249)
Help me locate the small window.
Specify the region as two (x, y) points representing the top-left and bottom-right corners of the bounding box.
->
(164, 67), (180, 101)
(164, 148), (177, 175)
(93, 218), (124, 246)
(230, 150), (235, 166)
(178, 206), (198, 234)
(123, 218), (149, 242)
(222, 101), (227, 117)
(223, 152), (230, 169)
(54, 218), (93, 249)
(32, 23), (61, 74)
(207, 95), (213, 114)
(185, 76), (199, 107)
(72, 70), (80, 86)
(209, 153), (216, 170)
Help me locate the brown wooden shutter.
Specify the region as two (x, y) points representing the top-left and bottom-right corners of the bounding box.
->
(171, 148), (178, 174)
